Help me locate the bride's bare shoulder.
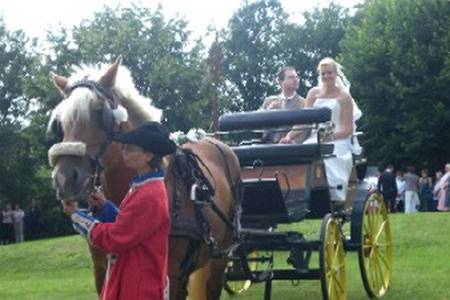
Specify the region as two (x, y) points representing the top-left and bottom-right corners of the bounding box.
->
(338, 89), (352, 104)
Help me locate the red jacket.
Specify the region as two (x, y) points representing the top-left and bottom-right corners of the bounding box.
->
(90, 173), (170, 300)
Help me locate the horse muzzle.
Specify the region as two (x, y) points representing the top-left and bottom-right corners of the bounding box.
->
(49, 142), (96, 202)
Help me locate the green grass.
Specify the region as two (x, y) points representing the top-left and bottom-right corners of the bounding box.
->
(0, 213), (449, 300)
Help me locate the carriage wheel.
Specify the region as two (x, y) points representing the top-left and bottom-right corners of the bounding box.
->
(319, 213), (347, 300)
(354, 192), (392, 298)
(223, 251), (259, 295)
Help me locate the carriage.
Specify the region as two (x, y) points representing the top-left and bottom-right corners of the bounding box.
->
(216, 108), (392, 300)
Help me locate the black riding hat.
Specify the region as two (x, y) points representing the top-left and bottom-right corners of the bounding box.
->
(112, 121), (177, 156)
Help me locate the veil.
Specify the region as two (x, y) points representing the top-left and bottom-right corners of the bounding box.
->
(335, 63), (362, 122)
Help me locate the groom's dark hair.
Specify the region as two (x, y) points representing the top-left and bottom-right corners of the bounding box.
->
(277, 66), (296, 81)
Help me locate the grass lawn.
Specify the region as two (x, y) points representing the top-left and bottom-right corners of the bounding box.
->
(0, 212), (449, 299)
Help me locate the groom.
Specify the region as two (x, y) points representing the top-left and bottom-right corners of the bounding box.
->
(260, 66), (305, 143)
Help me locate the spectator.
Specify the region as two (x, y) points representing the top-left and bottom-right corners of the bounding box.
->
(1, 204), (14, 244)
(433, 171), (443, 212)
(378, 164), (398, 212)
(419, 169), (433, 211)
(404, 166), (420, 213)
(395, 170), (406, 212)
(437, 164), (450, 211)
(25, 198), (42, 240)
(13, 204), (25, 243)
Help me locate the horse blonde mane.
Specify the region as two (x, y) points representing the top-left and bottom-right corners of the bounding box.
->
(49, 64), (161, 132)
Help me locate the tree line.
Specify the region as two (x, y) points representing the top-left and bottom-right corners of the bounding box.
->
(0, 0), (449, 237)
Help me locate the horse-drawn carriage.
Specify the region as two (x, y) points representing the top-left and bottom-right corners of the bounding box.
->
(217, 108), (392, 300)
(47, 59), (391, 300)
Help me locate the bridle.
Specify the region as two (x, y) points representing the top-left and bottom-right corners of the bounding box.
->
(49, 80), (122, 198)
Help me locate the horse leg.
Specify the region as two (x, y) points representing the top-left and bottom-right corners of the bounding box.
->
(169, 263), (188, 300)
(206, 258), (227, 300)
(169, 238), (195, 300)
(187, 262), (210, 300)
(89, 246), (107, 295)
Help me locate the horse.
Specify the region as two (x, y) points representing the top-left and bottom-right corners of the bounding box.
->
(47, 58), (241, 300)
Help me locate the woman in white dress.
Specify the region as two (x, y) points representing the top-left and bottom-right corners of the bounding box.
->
(280, 57), (362, 202)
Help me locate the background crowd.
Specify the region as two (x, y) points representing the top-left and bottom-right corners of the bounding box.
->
(0, 199), (42, 245)
(377, 163), (450, 213)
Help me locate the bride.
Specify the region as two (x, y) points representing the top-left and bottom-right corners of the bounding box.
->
(280, 57), (362, 202)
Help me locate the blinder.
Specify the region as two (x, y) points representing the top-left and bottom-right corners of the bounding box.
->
(50, 117), (64, 140)
(68, 79), (117, 135)
(102, 100), (115, 135)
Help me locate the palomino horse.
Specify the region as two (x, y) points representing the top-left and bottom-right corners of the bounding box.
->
(47, 58), (241, 299)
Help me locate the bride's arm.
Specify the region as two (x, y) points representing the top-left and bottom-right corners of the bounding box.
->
(333, 93), (353, 140)
(279, 88), (318, 144)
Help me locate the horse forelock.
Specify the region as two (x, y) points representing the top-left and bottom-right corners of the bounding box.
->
(48, 63), (162, 137)
(69, 64), (162, 125)
(49, 88), (96, 134)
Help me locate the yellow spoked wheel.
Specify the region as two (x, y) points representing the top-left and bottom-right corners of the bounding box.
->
(319, 214), (347, 300)
(224, 251), (259, 295)
(358, 192), (392, 298)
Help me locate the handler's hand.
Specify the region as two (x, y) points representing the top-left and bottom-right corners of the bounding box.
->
(62, 201), (78, 215)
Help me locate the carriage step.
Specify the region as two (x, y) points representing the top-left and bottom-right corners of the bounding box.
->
(226, 269), (322, 282)
(240, 228), (289, 236)
(237, 230), (321, 251)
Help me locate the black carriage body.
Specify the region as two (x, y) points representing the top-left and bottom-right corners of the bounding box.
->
(233, 143), (334, 226)
(219, 108), (335, 226)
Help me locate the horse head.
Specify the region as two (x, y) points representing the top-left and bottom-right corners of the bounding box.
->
(48, 57), (161, 203)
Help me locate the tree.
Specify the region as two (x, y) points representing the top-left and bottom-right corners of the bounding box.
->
(53, 5), (214, 131)
(283, 3), (350, 94)
(340, 0), (450, 171)
(0, 18), (36, 125)
(222, 0), (290, 111)
(0, 19), (40, 208)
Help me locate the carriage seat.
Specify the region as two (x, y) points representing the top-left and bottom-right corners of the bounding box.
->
(218, 107), (331, 131)
(232, 143), (334, 167)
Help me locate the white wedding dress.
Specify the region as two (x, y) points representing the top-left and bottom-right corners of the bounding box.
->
(305, 98), (356, 202)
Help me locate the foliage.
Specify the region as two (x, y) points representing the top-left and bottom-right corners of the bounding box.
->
(0, 18), (36, 125)
(340, 0), (450, 171)
(283, 3), (351, 94)
(220, 1), (351, 111)
(48, 5), (214, 131)
(221, 0), (290, 111)
(0, 19), (42, 210)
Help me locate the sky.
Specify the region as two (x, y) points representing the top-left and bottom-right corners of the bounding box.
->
(0, 0), (363, 40)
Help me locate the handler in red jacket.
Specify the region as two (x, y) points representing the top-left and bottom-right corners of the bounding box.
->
(66, 121), (177, 300)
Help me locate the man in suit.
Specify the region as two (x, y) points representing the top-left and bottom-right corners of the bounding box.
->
(378, 164), (398, 212)
(260, 66), (306, 143)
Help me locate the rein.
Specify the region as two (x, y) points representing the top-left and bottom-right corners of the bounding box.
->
(69, 80), (117, 192)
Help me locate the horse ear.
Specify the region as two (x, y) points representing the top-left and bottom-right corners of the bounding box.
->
(51, 72), (69, 96)
(100, 56), (122, 88)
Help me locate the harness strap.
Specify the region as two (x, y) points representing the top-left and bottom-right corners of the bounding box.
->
(169, 144), (241, 258)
